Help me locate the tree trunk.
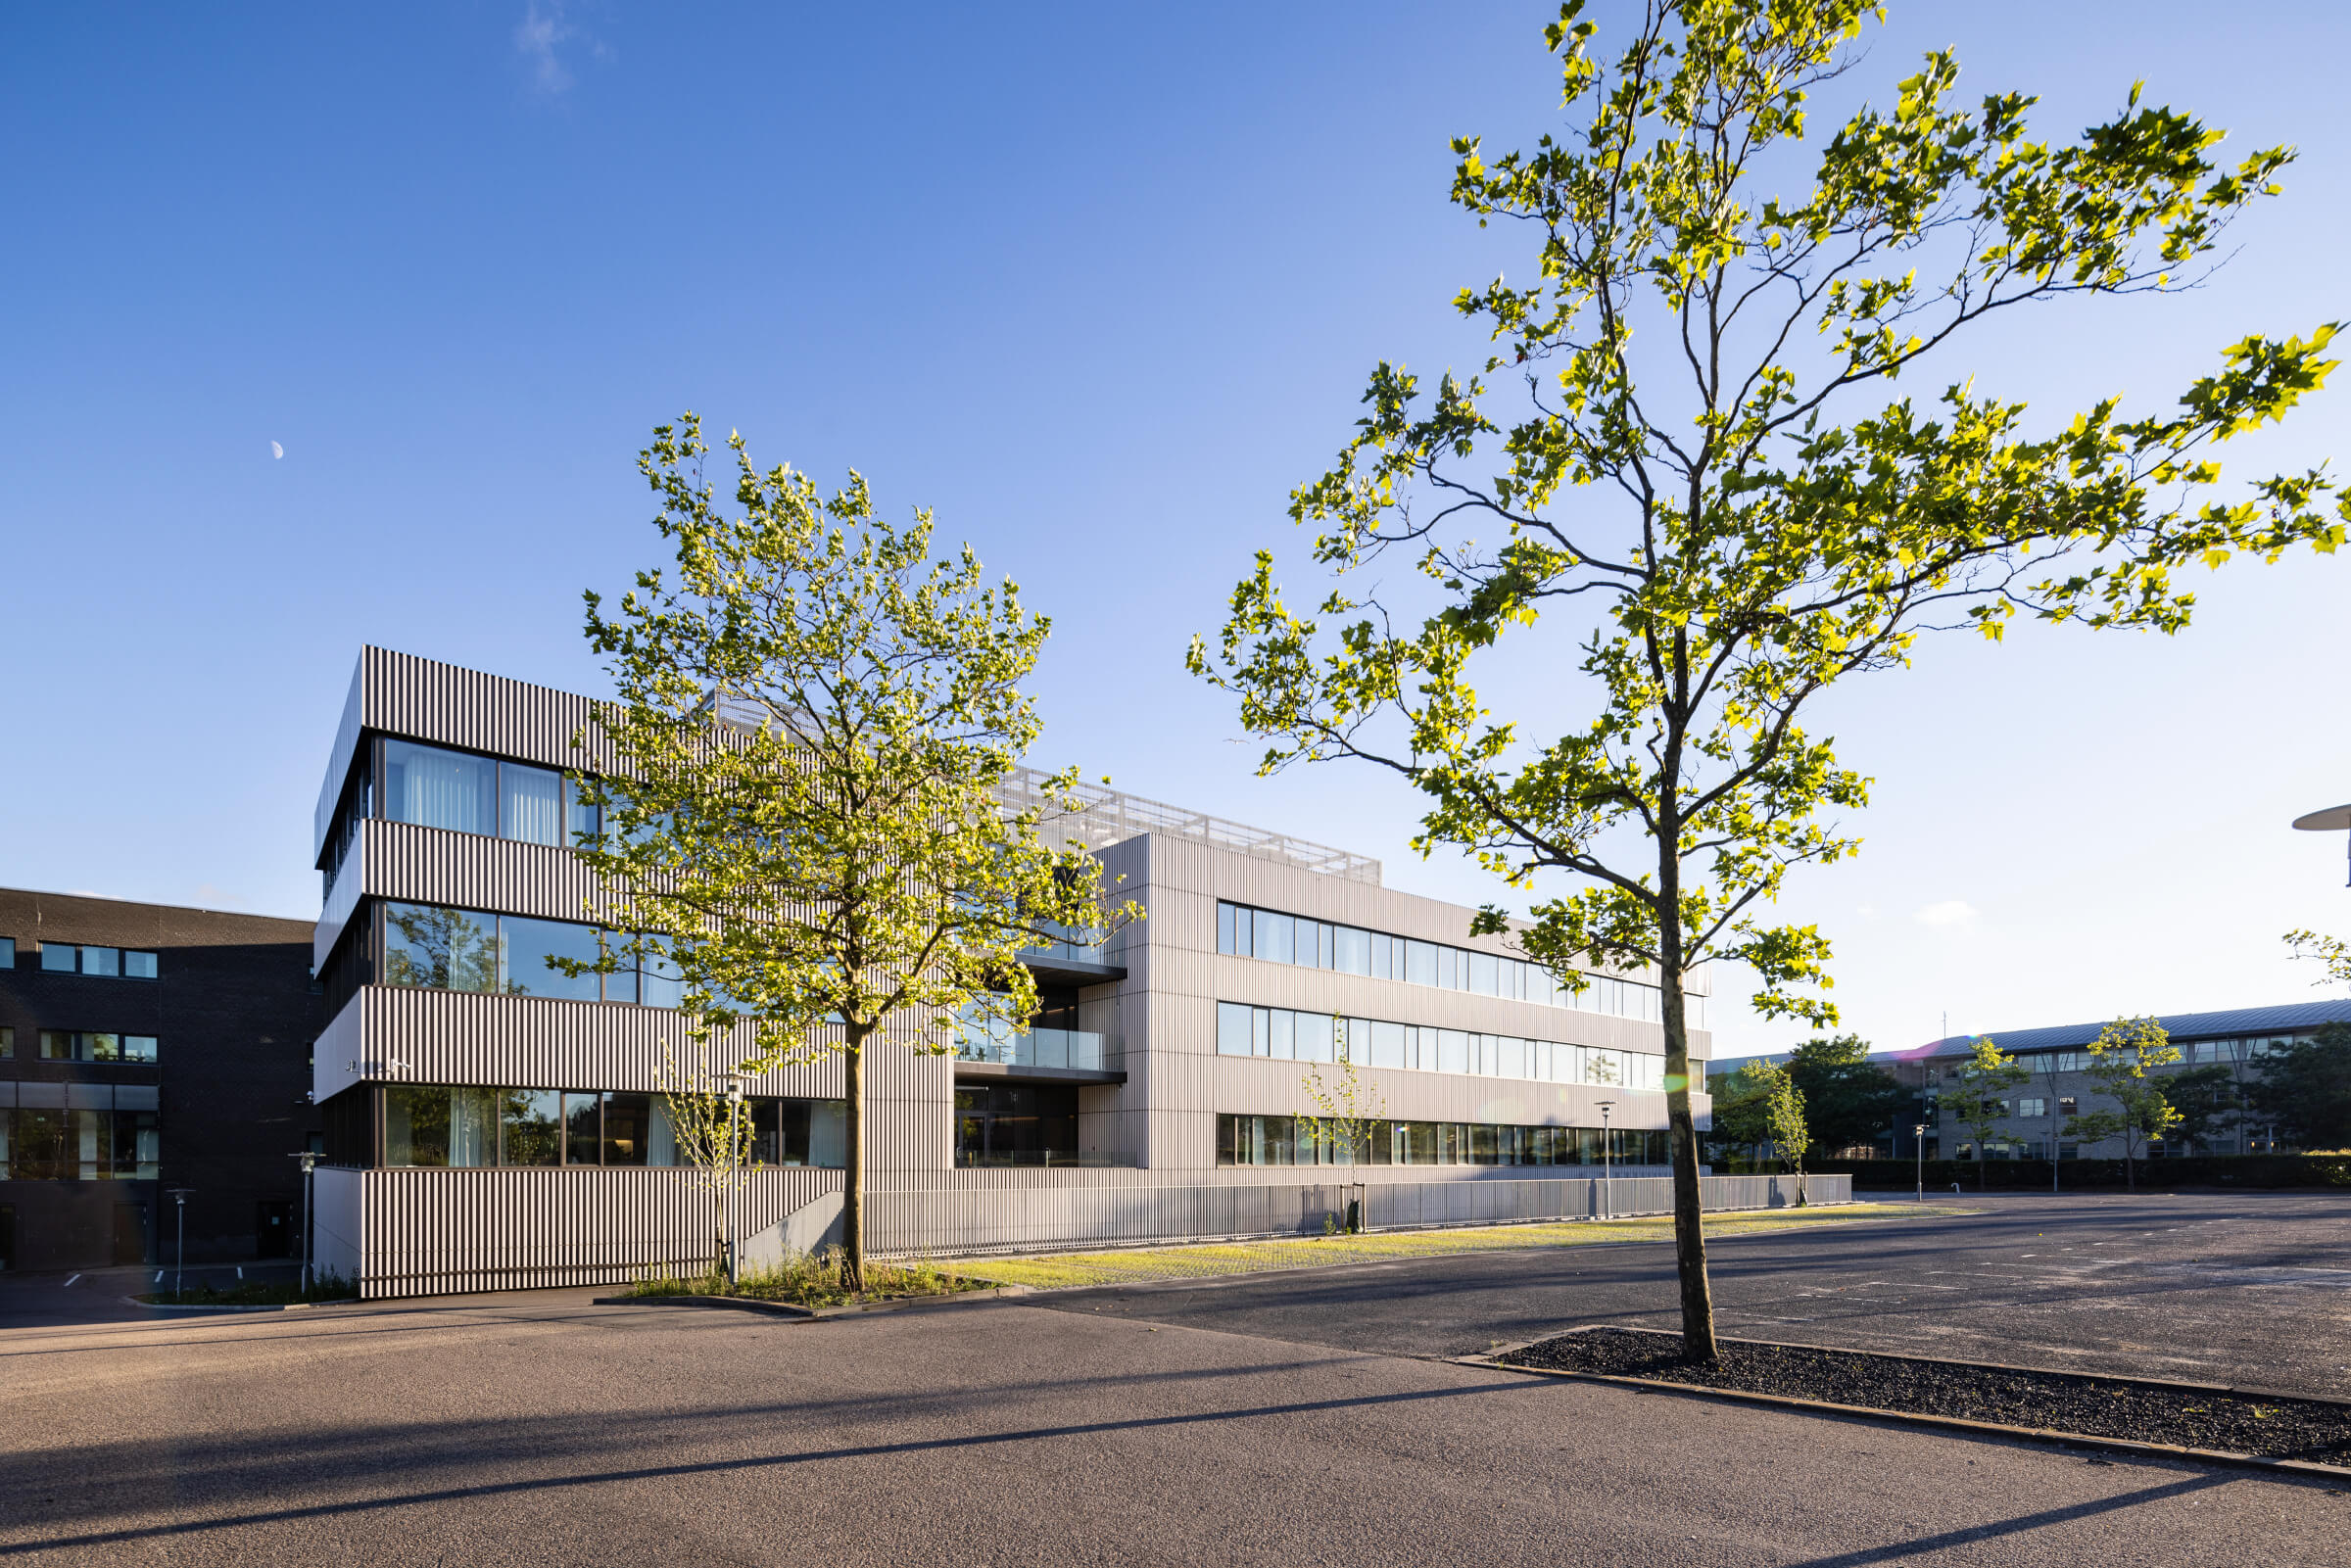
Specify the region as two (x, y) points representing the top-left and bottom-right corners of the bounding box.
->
(1658, 950), (1718, 1363)
(843, 1032), (868, 1293)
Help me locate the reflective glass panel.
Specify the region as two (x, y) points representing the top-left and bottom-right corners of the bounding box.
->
(501, 916), (602, 1002)
(81, 947), (120, 977)
(124, 950), (157, 979)
(501, 763), (564, 847)
(382, 739), (499, 835)
(1436, 1029), (1469, 1075)
(602, 1092), (651, 1165)
(1217, 1001), (1252, 1057)
(500, 1089), (562, 1165)
(563, 1092), (601, 1165)
(84, 1033), (122, 1063)
(565, 778), (602, 847)
(0, 936), (11, 968)
(1217, 902), (1236, 955)
(1405, 940), (1437, 986)
(639, 943), (684, 1009)
(1370, 1020), (1407, 1069)
(383, 904), (501, 992)
(1256, 910), (1293, 965)
(1467, 952), (1497, 995)
(41, 945), (76, 973)
(384, 1084), (452, 1166)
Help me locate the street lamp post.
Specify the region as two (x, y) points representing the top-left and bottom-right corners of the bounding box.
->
(166, 1188), (194, 1300)
(1913, 1124), (1927, 1204)
(1598, 1100), (1617, 1221)
(289, 1152), (319, 1295)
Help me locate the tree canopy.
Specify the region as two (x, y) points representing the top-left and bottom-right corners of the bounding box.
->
(1189, 0), (2339, 1359)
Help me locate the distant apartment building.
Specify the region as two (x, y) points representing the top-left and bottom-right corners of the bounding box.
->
(308, 648), (1716, 1297)
(0, 889), (321, 1272)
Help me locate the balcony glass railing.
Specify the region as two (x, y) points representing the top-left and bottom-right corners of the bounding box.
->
(1018, 922), (1120, 968)
(955, 1149), (1138, 1168)
(955, 1024), (1119, 1072)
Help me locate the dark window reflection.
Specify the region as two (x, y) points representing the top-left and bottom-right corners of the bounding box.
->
(953, 1083), (1078, 1166)
(500, 1090), (562, 1166)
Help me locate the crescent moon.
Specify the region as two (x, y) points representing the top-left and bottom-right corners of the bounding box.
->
(271, 441), (284, 459)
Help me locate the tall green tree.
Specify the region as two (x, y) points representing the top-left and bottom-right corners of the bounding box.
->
(2248, 1022), (2351, 1151)
(2068, 1016), (2183, 1189)
(1751, 1060), (1811, 1204)
(2163, 1063), (2239, 1154)
(578, 414), (1137, 1290)
(1189, 0), (2341, 1358)
(1784, 1034), (1904, 1158)
(1948, 1037), (2029, 1189)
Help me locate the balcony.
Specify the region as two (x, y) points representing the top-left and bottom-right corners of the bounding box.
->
(954, 1150), (1138, 1169)
(1016, 924), (1126, 985)
(954, 1024), (1124, 1082)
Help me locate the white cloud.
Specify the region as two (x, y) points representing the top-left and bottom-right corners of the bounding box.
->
(1914, 899), (1978, 929)
(514, 3), (576, 94)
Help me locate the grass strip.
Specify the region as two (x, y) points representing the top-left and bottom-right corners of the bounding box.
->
(630, 1252), (984, 1309)
(952, 1203), (1971, 1290)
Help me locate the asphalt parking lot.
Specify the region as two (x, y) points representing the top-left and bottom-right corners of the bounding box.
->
(0, 1192), (2343, 1566)
(1033, 1192), (2351, 1397)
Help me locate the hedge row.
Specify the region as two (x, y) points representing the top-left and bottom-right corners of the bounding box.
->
(1798, 1154), (2351, 1191)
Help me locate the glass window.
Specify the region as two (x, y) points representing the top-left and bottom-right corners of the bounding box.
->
(564, 1092), (602, 1165)
(1370, 1020), (1407, 1069)
(1333, 926), (1369, 974)
(1467, 952), (1497, 996)
(1371, 934), (1392, 980)
(1217, 902), (1236, 956)
(384, 1083), (452, 1166)
(1256, 910), (1293, 965)
(1587, 1048), (1623, 1086)
(0, 936), (12, 968)
(602, 1092), (651, 1165)
(1436, 1028), (1469, 1075)
(501, 763), (565, 847)
(1404, 940), (1437, 987)
(500, 1089), (563, 1165)
(382, 904), (501, 992)
(41, 944), (76, 973)
(0, 1026), (11, 1060)
(1296, 1012), (1333, 1064)
(39, 1031), (73, 1061)
(83, 1033), (123, 1063)
(1493, 1035), (1527, 1080)
(638, 943), (684, 1009)
(1268, 1010), (1294, 1061)
(500, 916), (602, 1002)
(383, 739), (499, 835)
(1217, 1001), (1252, 1057)
(565, 777), (602, 847)
(124, 950), (157, 979)
(79, 947), (120, 977)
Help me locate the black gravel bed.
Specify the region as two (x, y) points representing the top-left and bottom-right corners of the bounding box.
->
(1497, 1328), (2351, 1465)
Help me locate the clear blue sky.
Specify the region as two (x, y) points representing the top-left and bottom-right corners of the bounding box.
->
(5, 2), (2348, 1061)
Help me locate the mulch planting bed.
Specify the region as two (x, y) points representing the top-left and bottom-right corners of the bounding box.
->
(1497, 1327), (2351, 1465)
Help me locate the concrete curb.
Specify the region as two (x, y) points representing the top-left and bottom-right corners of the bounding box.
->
(593, 1283), (1032, 1320)
(125, 1296), (360, 1314)
(1460, 1327), (2351, 1484)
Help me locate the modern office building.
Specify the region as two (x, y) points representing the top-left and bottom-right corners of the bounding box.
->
(309, 648), (1720, 1297)
(1899, 1000), (2351, 1160)
(0, 889), (321, 1272)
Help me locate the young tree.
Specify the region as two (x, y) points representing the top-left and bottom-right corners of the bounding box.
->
(1751, 1061), (1811, 1205)
(1784, 1034), (1903, 1158)
(2248, 1022), (2351, 1151)
(656, 1045), (759, 1279)
(1948, 1038), (2029, 1190)
(1300, 1034), (1389, 1169)
(2072, 1016), (2183, 1189)
(1703, 1064), (1775, 1167)
(1187, 0), (2341, 1359)
(578, 415), (1138, 1291)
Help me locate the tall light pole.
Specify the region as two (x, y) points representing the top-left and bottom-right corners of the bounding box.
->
(1913, 1124), (1927, 1204)
(1597, 1100), (1616, 1221)
(166, 1188), (194, 1299)
(289, 1152), (319, 1295)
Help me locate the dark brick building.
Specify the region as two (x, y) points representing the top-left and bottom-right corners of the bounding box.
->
(0, 889), (321, 1273)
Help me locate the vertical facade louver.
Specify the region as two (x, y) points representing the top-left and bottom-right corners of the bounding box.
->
(312, 648), (1715, 1298)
